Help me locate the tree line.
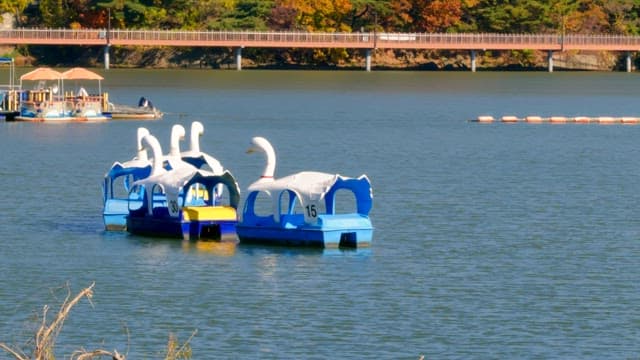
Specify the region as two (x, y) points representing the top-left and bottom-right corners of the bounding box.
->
(2, 0), (639, 67)
(4, 0), (638, 34)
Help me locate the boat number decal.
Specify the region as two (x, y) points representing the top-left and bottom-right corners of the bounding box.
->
(305, 204), (317, 218)
(170, 200), (179, 213)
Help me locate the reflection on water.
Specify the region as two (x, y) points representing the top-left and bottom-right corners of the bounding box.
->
(126, 234), (369, 259)
(182, 239), (238, 256)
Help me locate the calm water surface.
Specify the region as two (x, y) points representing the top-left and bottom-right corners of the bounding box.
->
(1, 70), (640, 358)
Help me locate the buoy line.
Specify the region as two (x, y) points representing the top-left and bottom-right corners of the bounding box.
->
(471, 115), (640, 124)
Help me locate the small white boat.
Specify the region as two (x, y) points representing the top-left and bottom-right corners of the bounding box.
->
(106, 97), (163, 120)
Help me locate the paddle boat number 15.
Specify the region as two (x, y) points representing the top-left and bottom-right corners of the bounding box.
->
(304, 200), (322, 223)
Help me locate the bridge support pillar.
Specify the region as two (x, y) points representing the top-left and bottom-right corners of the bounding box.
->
(235, 47), (242, 71)
(626, 52), (632, 72)
(470, 50), (477, 72)
(365, 49), (372, 71)
(547, 50), (554, 73)
(104, 44), (110, 70)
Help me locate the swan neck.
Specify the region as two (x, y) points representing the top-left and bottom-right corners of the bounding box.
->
(170, 125), (185, 157)
(142, 135), (164, 176)
(262, 146), (276, 178)
(137, 148), (148, 162)
(190, 122), (203, 153)
(136, 127), (150, 162)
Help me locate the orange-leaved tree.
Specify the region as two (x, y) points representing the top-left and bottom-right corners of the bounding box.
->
(389, 0), (465, 32)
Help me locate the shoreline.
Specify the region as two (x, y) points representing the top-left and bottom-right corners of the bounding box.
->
(3, 46), (623, 72)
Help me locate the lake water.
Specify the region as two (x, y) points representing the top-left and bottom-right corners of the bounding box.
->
(1, 69), (640, 358)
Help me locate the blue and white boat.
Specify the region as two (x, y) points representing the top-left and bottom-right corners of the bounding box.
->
(15, 67), (109, 122)
(126, 131), (240, 241)
(102, 127), (152, 231)
(236, 137), (373, 248)
(0, 57), (20, 120)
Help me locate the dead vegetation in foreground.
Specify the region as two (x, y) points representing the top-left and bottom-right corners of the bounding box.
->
(0, 282), (194, 360)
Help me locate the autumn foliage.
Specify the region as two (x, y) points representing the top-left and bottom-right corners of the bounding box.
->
(5, 0), (640, 67)
(4, 0), (639, 35)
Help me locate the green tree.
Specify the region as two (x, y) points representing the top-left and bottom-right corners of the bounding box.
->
(96, 0), (158, 28)
(347, 0), (388, 32)
(210, 0), (274, 30)
(469, 0), (551, 33)
(0, 0), (31, 25)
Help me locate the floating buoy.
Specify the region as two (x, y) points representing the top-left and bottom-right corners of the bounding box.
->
(474, 114), (640, 125)
(477, 115), (494, 123)
(621, 117), (639, 124)
(549, 116), (568, 123)
(597, 116), (616, 124)
(501, 115), (519, 123)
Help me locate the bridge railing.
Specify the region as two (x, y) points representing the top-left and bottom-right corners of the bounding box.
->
(3, 28), (640, 49)
(107, 30), (564, 46)
(108, 29), (374, 44)
(1, 28), (107, 40)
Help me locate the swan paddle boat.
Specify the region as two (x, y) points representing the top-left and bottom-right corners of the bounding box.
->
(126, 131), (240, 241)
(102, 127), (153, 231)
(236, 137), (373, 248)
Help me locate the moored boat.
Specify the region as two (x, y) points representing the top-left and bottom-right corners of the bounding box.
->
(0, 57), (20, 120)
(14, 67), (109, 122)
(105, 97), (163, 120)
(236, 137), (373, 248)
(102, 127), (153, 231)
(126, 131), (240, 241)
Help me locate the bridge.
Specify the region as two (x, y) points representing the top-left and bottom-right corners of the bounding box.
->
(2, 28), (640, 71)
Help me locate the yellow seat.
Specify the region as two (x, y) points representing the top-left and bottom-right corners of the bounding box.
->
(182, 206), (237, 221)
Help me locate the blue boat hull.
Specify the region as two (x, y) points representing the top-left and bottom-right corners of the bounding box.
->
(103, 199), (130, 231)
(236, 226), (372, 248)
(103, 199), (144, 231)
(127, 215), (237, 241)
(104, 214), (127, 231)
(237, 212), (372, 248)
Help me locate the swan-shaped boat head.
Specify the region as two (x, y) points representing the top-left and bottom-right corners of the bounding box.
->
(189, 121), (204, 154)
(181, 121), (224, 174)
(169, 124), (186, 158)
(247, 136), (276, 181)
(135, 127), (150, 162)
(142, 133), (165, 177)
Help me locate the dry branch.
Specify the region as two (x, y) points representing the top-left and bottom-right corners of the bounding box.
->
(0, 282), (123, 360)
(1, 282), (195, 360)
